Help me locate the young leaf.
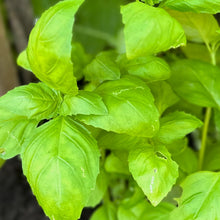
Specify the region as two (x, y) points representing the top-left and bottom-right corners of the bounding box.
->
(167, 10), (219, 45)
(170, 171), (220, 220)
(155, 111), (203, 144)
(90, 203), (117, 220)
(0, 110), (37, 160)
(27, 0), (84, 94)
(121, 2), (186, 59)
(149, 81), (179, 115)
(71, 41), (92, 81)
(84, 51), (120, 82)
(168, 59), (220, 108)
(128, 144), (178, 206)
(60, 90), (108, 116)
(77, 76), (160, 138)
(22, 116), (100, 220)
(0, 83), (62, 120)
(17, 50), (32, 72)
(163, 0), (220, 14)
(122, 56), (171, 83)
(105, 151), (129, 175)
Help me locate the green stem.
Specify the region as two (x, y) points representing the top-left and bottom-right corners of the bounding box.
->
(199, 107), (212, 170)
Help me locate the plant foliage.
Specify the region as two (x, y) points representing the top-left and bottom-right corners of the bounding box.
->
(1, 0), (220, 219)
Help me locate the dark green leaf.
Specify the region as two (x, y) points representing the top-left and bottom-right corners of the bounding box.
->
(91, 203), (117, 220)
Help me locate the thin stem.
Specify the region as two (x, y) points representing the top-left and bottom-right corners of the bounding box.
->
(199, 107), (212, 170)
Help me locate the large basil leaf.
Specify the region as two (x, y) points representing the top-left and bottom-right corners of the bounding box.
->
(22, 116), (100, 220)
(17, 50), (32, 72)
(27, 0), (84, 94)
(168, 10), (219, 45)
(121, 2), (186, 59)
(170, 171), (220, 220)
(60, 90), (108, 116)
(0, 83), (62, 120)
(0, 110), (37, 160)
(128, 144), (178, 206)
(155, 111), (203, 144)
(77, 76), (160, 138)
(168, 59), (220, 108)
(163, 0), (220, 14)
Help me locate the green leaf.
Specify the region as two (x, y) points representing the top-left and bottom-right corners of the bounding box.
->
(118, 198), (149, 220)
(0, 158), (5, 168)
(27, 0), (84, 94)
(86, 168), (108, 207)
(17, 50), (32, 72)
(91, 203), (117, 220)
(167, 10), (219, 45)
(170, 171), (220, 220)
(121, 2), (186, 59)
(128, 144), (178, 206)
(138, 202), (175, 220)
(84, 51), (120, 82)
(149, 81), (179, 115)
(97, 131), (146, 151)
(168, 59), (220, 108)
(122, 56), (171, 83)
(163, 0), (220, 14)
(105, 151), (129, 175)
(155, 111), (203, 144)
(77, 76), (160, 138)
(167, 140), (198, 176)
(71, 41), (92, 80)
(22, 116), (100, 220)
(0, 110), (37, 160)
(0, 83), (62, 120)
(60, 90), (108, 116)
(74, 0), (123, 54)
(203, 142), (220, 171)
